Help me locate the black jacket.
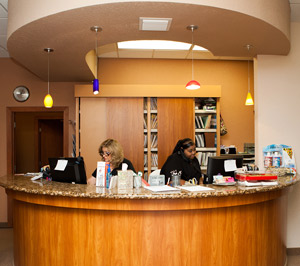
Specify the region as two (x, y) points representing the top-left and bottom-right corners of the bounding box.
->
(161, 152), (201, 184)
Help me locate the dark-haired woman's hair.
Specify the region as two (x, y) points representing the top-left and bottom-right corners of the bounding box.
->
(172, 138), (195, 154)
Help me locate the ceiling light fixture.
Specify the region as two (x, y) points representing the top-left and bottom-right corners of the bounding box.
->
(44, 48), (54, 108)
(245, 44), (254, 106)
(90, 26), (102, 95)
(117, 40), (191, 50)
(186, 25), (200, 90)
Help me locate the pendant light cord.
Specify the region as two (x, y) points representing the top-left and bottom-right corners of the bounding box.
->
(191, 27), (194, 80)
(47, 50), (50, 95)
(247, 59), (250, 93)
(95, 29), (98, 79)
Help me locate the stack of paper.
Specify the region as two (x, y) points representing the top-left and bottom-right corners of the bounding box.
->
(177, 186), (215, 192)
(144, 185), (181, 193)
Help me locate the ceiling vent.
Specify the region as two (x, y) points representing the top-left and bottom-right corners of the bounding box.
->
(139, 17), (172, 31)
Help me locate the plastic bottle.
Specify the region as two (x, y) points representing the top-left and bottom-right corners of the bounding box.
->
(273, 152), (282, 168)
(106, 164), (111, 189)
(264, 152), (273, 168)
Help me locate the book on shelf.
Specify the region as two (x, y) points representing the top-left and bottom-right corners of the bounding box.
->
(151, 114), (158, 129)
(195, 116), (201, 129)
(210, 115), (217, 129)
(151, 153), (158, 167)
(195, 134), (206, 148)
(204, 132), (216, 148)
(143, 116), (147, 129)
(205, 115), (212, 129)
(196, 152), (216, 167)
(151, 134), (157, 148)
(150, 98), (157, 110)
(144, 134), (147, 148)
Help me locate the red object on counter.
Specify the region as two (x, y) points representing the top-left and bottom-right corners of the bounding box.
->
(235, 173), (277, 181)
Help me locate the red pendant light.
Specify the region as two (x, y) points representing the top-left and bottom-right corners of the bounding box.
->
(186, 25), (200, 90)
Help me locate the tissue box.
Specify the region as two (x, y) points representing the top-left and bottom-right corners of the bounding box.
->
(118, 170), (134, 189)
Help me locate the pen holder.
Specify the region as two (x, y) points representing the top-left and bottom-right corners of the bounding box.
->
(171, 175), (180, 187)
(134, 175), (142, 188)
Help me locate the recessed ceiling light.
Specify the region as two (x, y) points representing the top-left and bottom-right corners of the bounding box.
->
(139, 17), (172, 31)
(118, 40), (191, 50)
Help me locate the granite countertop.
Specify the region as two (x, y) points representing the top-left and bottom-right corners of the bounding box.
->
(0, 174), (299, 199)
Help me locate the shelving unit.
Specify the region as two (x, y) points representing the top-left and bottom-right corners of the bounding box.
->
(194, 97), (220, 171)
(143, 97), (158, 180)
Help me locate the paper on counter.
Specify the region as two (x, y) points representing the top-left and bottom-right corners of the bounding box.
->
(144, 185), (180, 193)
(177, 186), (215, 192)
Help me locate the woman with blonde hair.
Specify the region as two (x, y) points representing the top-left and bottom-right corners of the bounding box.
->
(87, 139), (136, 185)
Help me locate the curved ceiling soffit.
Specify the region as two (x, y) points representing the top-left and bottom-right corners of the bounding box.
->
(7, 2), (290, 82)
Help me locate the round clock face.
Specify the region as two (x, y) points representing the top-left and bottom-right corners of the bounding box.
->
(13, 86), (30, 102)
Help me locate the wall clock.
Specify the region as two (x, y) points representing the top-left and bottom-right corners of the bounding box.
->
(13, 86), (30, 102)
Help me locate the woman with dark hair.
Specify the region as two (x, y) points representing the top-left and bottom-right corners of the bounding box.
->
(87, 139), (136, 185)
(161, 138), (201, 185)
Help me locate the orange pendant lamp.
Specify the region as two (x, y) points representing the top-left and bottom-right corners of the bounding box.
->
(186, 25), (200, 90)
(44, 48), (54, 108)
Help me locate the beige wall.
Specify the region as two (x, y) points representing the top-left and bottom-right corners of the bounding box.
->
(0, 57), (254, 223)
(256, 22), (300, 247)
(97, 58), (255, 152)
(0, 58), (76, 222)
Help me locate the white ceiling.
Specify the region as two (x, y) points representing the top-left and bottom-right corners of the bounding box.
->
(1, 0), (300, 60)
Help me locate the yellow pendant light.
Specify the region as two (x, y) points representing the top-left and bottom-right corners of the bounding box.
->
(245, 45), (254, 106)
(44, 48), (54, 108)
(186, 25), (200, 90)
(245, 92), (254, 105)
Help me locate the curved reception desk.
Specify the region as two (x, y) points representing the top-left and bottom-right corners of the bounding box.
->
(0, 174), (299, 266)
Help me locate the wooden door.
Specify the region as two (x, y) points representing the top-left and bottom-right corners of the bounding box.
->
(106, 98), (144, 172)
(38, 119), (63, 169)
(157, 98), (194, 168)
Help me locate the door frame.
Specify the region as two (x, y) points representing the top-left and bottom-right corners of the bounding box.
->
(6, 107), (69, 227)
(7, 106), (69, 175)
(34, 116), (64, 171)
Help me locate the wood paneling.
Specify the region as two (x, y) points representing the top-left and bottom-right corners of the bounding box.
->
(157, 98), (195, 168)
(10, 188), (288, 266)
(107, 98), (144, 172)
(79, 98), (107, 177)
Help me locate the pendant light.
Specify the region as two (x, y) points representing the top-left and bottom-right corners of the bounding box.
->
(44, 48), (54, 108)
(186, 25), (200, 90)
(90, 26), (102, 95)
(245, 44), (254, 106)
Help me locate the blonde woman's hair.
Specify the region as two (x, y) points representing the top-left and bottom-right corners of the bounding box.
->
(98, 139), (124, 169)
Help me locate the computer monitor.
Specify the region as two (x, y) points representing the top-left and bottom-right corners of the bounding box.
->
(48, 156), (87, 184)
(204, 155), (243, 184)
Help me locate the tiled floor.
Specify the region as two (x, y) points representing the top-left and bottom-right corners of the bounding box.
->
(0, 228), (13, 266)
(0, 228), (299, 266)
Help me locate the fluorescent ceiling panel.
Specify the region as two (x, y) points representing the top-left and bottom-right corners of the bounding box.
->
(118, 40), (191, 50)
